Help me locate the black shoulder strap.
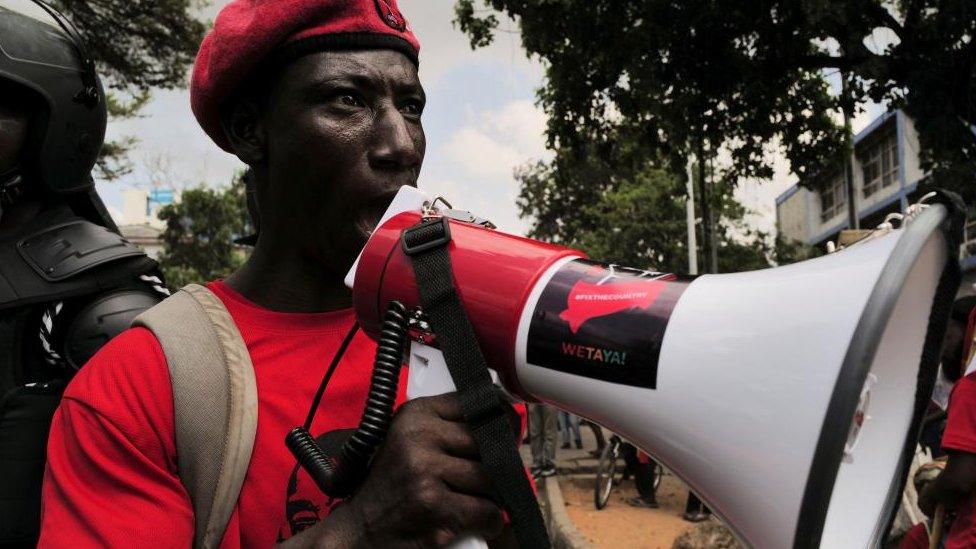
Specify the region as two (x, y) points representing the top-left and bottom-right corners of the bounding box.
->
(401, 217), (551, 548)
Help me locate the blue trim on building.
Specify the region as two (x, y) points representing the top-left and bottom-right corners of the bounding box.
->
(775, 184), (800, 206)
(807, 180), (919, 245)
(853, 111), (896, 147)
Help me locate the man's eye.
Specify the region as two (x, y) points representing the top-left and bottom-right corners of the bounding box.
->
(335, 93), (364, 107)
(401, 100), (424, 116)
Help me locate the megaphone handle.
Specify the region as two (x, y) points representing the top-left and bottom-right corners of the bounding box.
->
(407, 341), (490, 549)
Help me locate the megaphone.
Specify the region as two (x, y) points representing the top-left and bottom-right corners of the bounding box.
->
(345, 186), (961, 548)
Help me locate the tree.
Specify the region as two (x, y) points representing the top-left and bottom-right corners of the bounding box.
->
(455, 0), (976, 200)
(157, 173), (248, 289)
(774, 234), (823, 266)
(53, 0), (207, 180)
(516, 131), (773, 273)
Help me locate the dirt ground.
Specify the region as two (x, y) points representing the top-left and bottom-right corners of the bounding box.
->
(560, 471), (695, 549)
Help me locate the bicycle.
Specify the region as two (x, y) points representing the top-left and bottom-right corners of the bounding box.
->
(594, 434), (662, 510)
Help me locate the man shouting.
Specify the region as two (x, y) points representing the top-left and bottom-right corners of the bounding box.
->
(40, 1), (522, 547)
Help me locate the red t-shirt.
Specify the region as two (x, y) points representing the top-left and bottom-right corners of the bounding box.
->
(39, 281), (524, 547)
(941, 373), (976, 549)
(899, 522), (929, 549)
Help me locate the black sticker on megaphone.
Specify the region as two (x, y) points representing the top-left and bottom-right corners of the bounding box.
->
(526, 259), (692, 389)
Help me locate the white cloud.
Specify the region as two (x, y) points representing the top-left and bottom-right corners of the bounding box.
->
(485, 99), (548, 154)
(421, 172), (530, 236)
(442, 127), (523, 179)
(441, 98), (548, 178)
(399, 1), (541, 88)
(429, 99), (549, 234)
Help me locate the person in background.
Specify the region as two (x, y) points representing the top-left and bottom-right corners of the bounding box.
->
(908, 297), (976, 548)
(624, 445), (659, 509)
(683, 492), (711, 523)
(558, 410), (582, 450)
(529, 403), (557, 477)
(920, 296), (976, 456)
(582, 418), (607, 457)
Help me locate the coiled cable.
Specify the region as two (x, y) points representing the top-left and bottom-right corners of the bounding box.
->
(285, 300), (410, 498)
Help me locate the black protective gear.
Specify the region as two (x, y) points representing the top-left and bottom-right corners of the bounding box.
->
(19, 220), (145, 281)
(0, 282), (164, 545)
(0, 205), (155, 311)
(0, 378), (64, 546)
(63, 289), (163, 369)
(0, 0), (106, 196)
(0, 206), (165, 545)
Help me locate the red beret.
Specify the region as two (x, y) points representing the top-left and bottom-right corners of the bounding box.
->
(191, 0), (420, 152)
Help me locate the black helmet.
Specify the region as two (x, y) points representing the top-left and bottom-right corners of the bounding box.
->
(0, 0), (106, 195)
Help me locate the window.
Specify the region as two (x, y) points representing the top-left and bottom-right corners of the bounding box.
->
(820, 174), (847, 222)
(861, 133), (899, 198)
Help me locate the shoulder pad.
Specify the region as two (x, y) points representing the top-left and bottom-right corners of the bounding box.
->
(17, 221), (146, 282)
(65, 289), (164, 369)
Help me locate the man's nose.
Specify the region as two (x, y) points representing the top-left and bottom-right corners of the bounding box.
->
(369, 106), (421, 171)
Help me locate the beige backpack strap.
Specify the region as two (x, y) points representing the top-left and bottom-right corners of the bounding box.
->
(132, 284), (258, 549)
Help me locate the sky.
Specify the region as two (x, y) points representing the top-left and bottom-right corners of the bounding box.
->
(100, 1), (886, 238)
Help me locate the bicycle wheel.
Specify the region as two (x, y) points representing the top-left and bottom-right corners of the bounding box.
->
(594, 439), (620, 510)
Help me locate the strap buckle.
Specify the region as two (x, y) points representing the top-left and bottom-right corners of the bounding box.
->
(422, 196), (496, 229)
(401, 217), (452, 256)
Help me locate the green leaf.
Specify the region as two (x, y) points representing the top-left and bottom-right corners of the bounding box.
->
(157, 172), (250, 289)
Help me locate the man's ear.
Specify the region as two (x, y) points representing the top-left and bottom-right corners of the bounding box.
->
(221, 96), (266, 165)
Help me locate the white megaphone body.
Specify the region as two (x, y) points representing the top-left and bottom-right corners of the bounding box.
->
(345, 186), (962, 548)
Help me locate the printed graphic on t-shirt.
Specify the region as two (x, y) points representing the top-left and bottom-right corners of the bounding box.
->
(526, 259), (692, 389)
(278, 429), (354, 541)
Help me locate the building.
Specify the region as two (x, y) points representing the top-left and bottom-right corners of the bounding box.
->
(118, 222), (164, 260)
(116, 187), (178, 260)
(775, 110), (976, 291)
(775, 111), (925, 247)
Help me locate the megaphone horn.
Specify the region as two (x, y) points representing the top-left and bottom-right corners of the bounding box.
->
(347, 186), (963, 548)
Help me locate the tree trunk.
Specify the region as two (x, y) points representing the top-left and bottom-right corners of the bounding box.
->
(841, 69), (859, 230)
